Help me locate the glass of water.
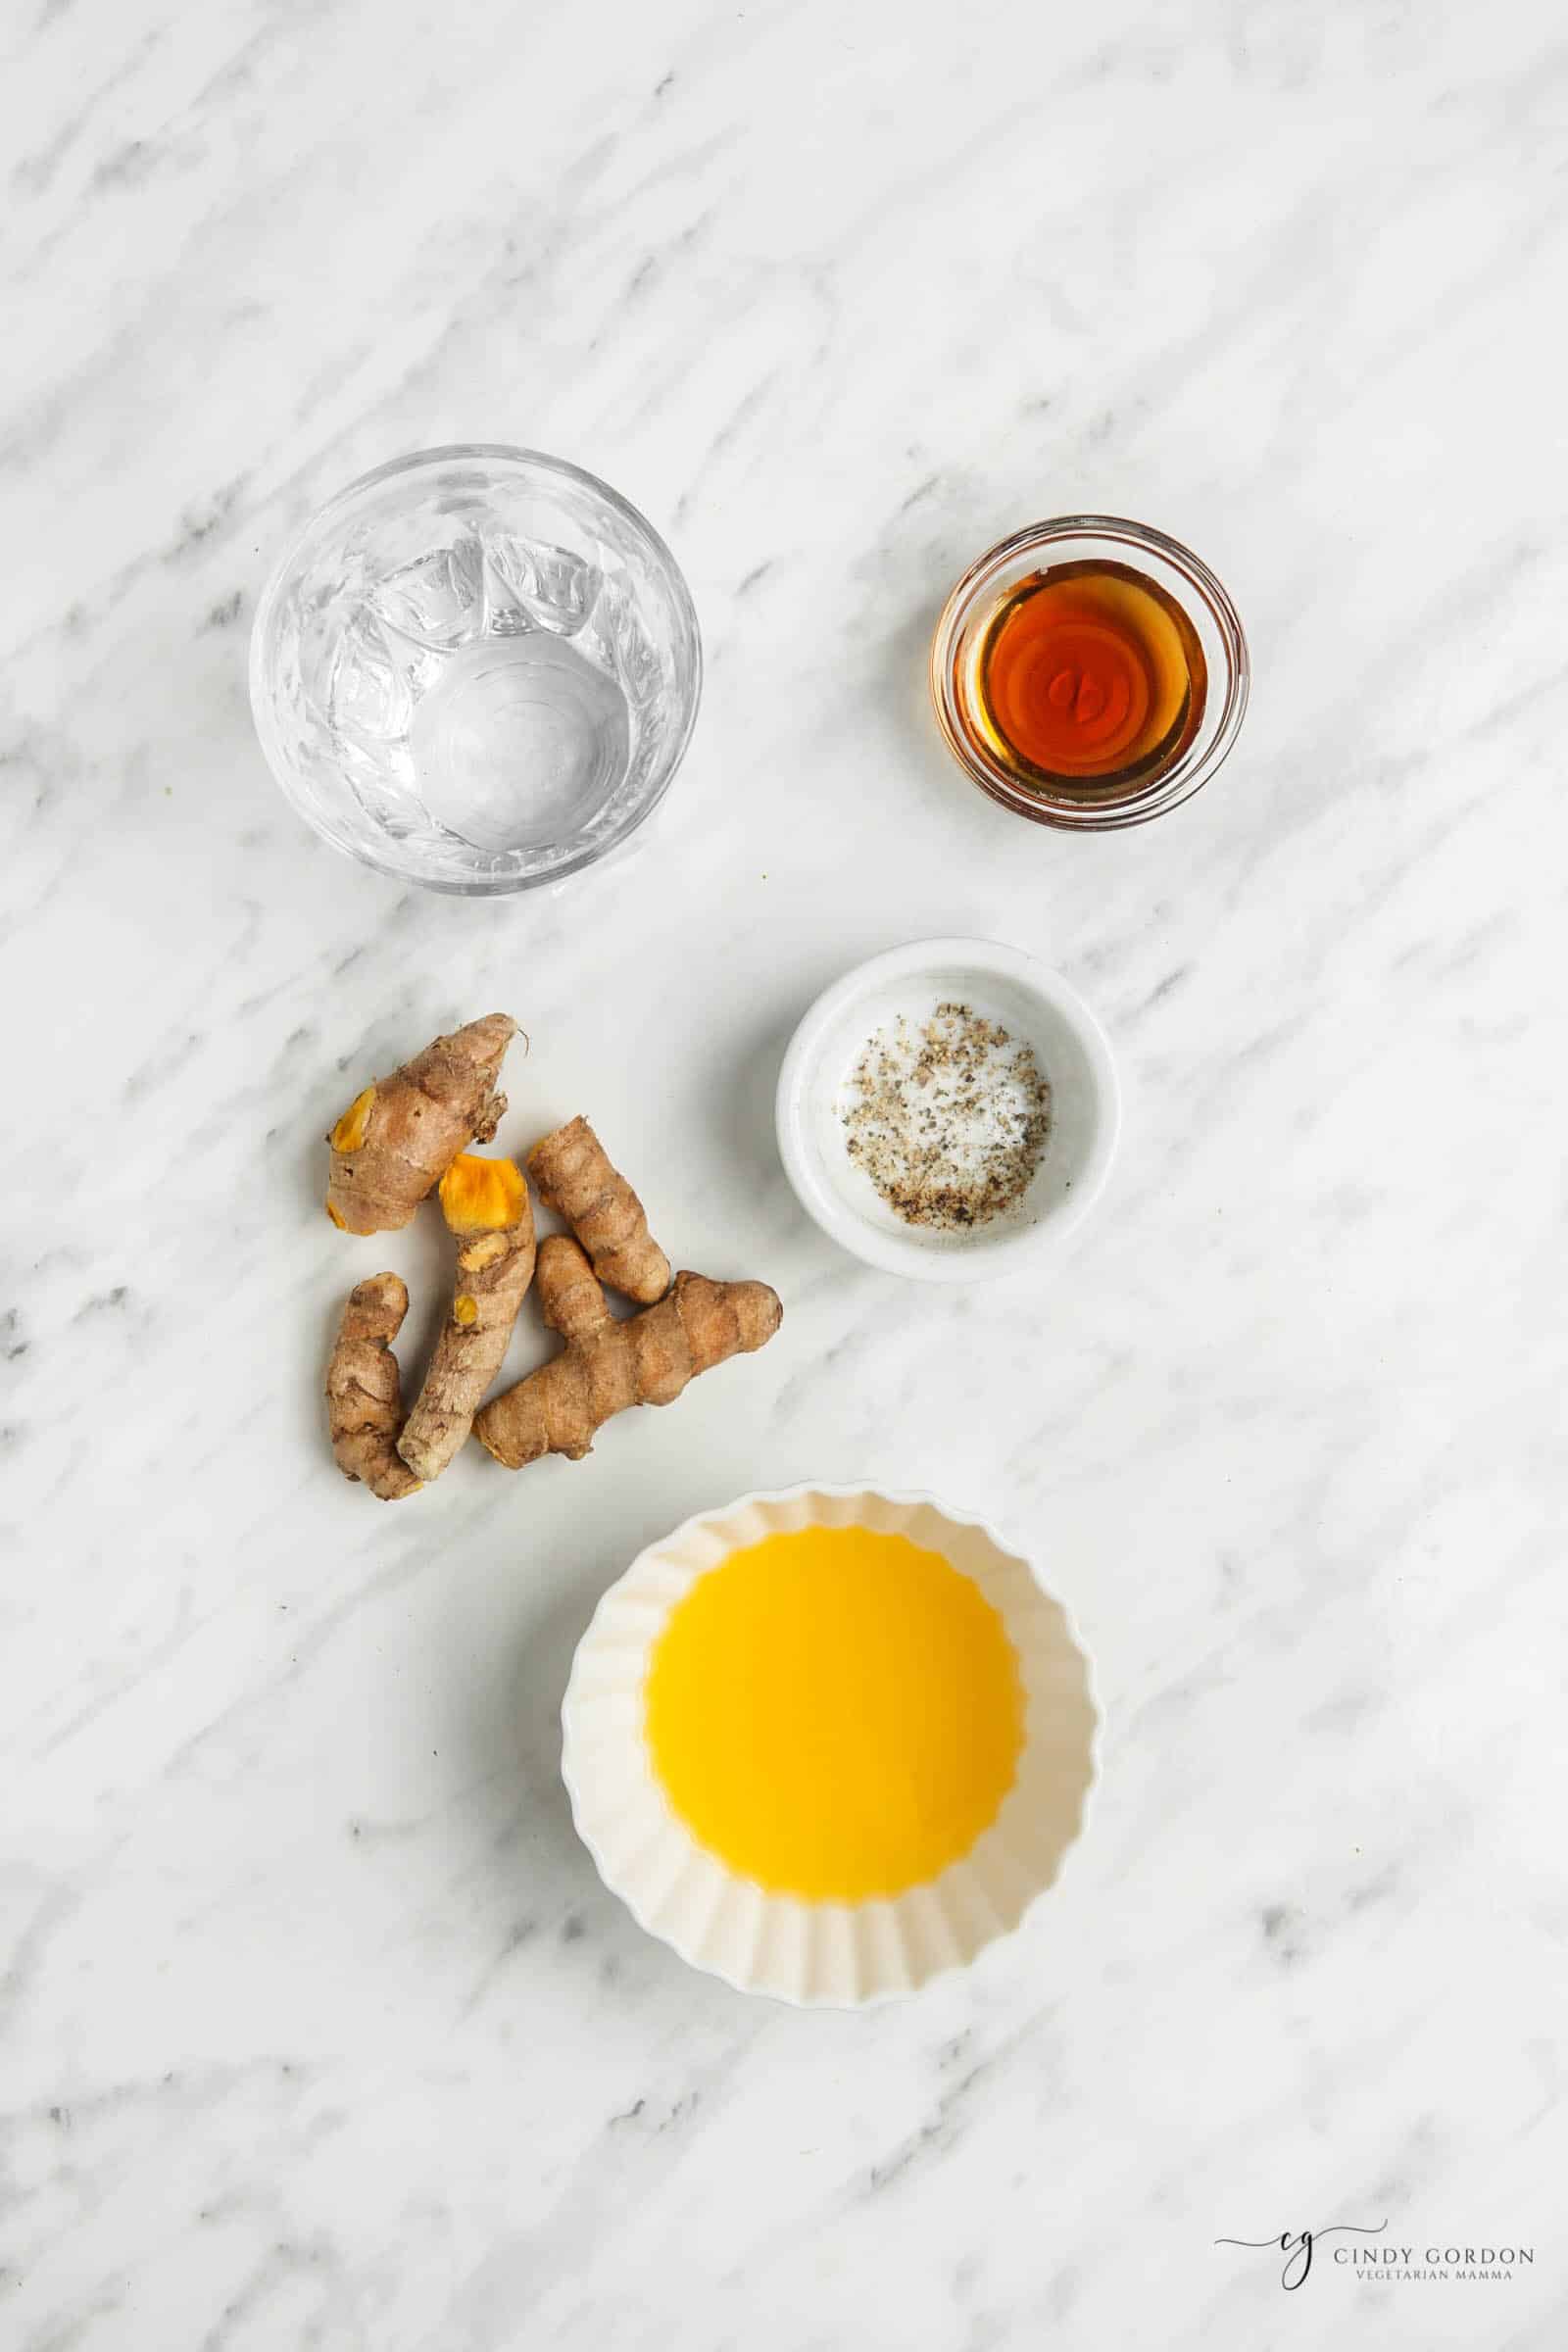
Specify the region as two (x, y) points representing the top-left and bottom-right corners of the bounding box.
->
(250, 446), (702, 894)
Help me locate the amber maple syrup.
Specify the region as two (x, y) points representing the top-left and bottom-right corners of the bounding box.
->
(971, 560), (1206, 796)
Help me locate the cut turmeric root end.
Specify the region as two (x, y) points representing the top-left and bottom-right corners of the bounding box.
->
(395, 1153), (537, 1486)
(324, 1014), (519, 1236)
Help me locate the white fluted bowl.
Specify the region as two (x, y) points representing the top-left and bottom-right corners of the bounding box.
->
(561, 1485), (1100, 2005)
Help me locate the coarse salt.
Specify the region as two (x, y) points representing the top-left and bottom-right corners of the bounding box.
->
(839, 1002), (1052, 1231)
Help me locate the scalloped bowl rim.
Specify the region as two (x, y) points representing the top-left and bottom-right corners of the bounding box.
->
(561, 1483), (1102, 2006)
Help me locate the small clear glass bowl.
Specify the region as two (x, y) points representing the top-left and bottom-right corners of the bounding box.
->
(929, 514), (1249, 831)
(249, 445), (702, 895)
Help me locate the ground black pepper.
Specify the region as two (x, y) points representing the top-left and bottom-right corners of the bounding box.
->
(840, 1001), (1052, 1231)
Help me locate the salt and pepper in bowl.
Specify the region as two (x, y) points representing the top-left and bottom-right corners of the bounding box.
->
(775, 938), (1121, 1282)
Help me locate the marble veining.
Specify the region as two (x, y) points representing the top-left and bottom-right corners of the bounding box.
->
(3, 0), (1565, 2344)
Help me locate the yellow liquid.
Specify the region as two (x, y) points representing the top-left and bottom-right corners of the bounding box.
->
(644, 1526), (1025, 1900)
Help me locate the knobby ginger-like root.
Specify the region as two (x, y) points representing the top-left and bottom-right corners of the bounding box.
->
(527, 1115), (670, 1303)
(325, 1013), (519, 1235)
(325, 1273), (423, 1501)
(397, 1154), (537, 1484)
(473, 1236), (782, 1468)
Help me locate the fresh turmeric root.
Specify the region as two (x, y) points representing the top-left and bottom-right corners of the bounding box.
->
(473, 1235), (781, 1468)
(527, 1116), (670, 1303)
(325, 1273), (423, 1501)
(325, 1013), (518, 1235)
(397, 1154), (536, 1485)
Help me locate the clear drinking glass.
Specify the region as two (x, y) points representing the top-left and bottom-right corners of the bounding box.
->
(250, 446), (702, 894)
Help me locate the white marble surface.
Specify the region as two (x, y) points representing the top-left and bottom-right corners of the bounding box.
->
(4, 1), (1565, 2343)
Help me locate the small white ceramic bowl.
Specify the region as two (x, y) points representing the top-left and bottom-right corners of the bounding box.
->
(561, 1484), (1100, 2006)
(775, 938), (1119, 1281)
